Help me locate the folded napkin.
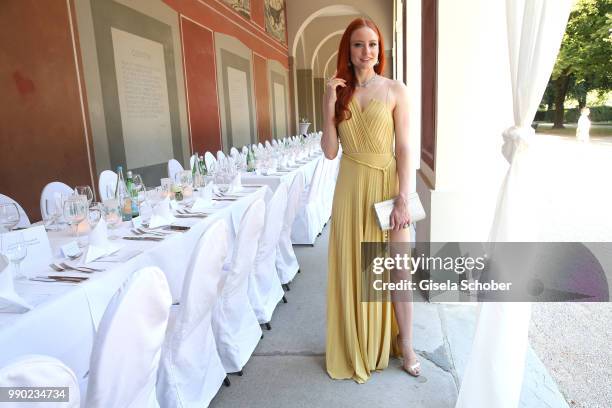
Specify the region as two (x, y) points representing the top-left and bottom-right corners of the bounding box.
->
(83, 218), (120, 263)
(0, 254), (32, 312)
(228, 174), (243, 193)
(148, 198), (176, 229)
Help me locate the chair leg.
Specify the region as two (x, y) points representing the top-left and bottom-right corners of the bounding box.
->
(237, 370), (243, 377)
(223, 376), (231, 387)
(297, 269), (301, 274)
(265, 322), (272, 330)
(261, 333), (264, 339)
(282, 295), (288, 304)
(282, 283), (290, 291)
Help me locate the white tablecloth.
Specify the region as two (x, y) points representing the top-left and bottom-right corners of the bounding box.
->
(0, 186), (268, 399)
(240, 155), (321, 192)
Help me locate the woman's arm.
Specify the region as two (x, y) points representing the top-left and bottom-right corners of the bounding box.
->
(321, 73), (346, 159)
(390, 80), (412, 231)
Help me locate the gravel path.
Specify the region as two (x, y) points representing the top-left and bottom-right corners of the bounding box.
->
(529, 303), (612, 408)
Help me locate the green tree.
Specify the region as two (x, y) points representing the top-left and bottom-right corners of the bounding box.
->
(549, 0), (611, 128)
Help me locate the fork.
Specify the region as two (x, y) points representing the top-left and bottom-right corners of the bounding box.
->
(60, 262), (104, 273)
(136, 227), (172, 236)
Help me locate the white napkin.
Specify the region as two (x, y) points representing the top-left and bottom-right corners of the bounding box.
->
(84, 218), (120, 263)
(148, 198), (176, 229)
(228, 174), (243, 193)
(192, 184), (215, 212)
(0, 254), (32, 312)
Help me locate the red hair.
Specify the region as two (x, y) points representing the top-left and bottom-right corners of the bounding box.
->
(334, 18), (385, 125)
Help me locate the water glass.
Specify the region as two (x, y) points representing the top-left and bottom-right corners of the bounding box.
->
(1, 232), (28, 280)
(0, 203), (20, 232)
(63, 196), (88, 246)
(75, 186), (94, 206)
(102, 199), (122, 239)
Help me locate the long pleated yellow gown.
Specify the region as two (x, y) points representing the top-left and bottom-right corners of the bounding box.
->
(326, 97), (400, 383)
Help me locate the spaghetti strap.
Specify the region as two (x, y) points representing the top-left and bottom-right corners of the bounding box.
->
(385, 82), (391, 109)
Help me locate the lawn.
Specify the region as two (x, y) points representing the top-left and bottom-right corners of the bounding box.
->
(534, 122), (612, 138)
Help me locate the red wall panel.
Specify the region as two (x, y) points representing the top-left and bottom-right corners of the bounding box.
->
(253, 54), (271, 142)
(0, 0), (94, 221)
(181, 18), (222, 154)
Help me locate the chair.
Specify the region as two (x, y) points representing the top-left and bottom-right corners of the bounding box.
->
(204, 152), (216, 173)
(241, 146), (248, 155)
(230, 147), (239, 157)
(0, 355), (80, 407)
(0, 194), (30, 228)
(168, 159), (184, 182)
(216, 151), (226, 161)
(212, 199), (264, 374)
(157, 220), (230, 407)
(291, 158), (325, 245)
(264, 140), (272, 149)
(98, 170), (117, 201)
(85, 267), (172, 408)
(257, 143), (264, 150)
(271, 140), (278, 147)
(276, 173), (304, 286)
(249, 184), (288, 327)
(40, 181), (74, 220)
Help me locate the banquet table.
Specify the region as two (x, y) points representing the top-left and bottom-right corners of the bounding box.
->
(0, 185), (268, 399)
(240, 154), (321, 192)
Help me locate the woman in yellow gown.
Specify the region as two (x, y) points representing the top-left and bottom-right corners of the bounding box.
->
(322, 18), (421, 383)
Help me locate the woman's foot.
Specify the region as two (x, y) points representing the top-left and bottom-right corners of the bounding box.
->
(397, 335), (421, 377)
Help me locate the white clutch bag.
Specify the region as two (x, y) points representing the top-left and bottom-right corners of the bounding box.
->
(373, 192), (426, 231)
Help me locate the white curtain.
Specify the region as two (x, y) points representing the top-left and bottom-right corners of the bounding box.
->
(455, 1), (573, 407)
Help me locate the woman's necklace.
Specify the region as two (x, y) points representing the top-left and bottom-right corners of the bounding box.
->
(356, 73), (378, 88)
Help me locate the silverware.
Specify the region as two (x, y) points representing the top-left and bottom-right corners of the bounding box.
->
(49, 263), (65, 272)
(136, 227), (171, 236)
(123, 236), (164, 241)
(59, 262), (104, 273)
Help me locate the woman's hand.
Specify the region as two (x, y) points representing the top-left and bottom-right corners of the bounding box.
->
(324, 71), (346, 109)
(389, 194), (412, 232)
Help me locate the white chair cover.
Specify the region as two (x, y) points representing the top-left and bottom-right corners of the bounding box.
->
(291, 158), (325, 244)
(271, 140), (278, 147)
(0, 194), (30, 228)
(216, 151), (226, 161)
(276, 173), (304, 284)
(264, 140), (272, 149)
(241, 146), (248, 155)
(157, 220), (229, 407)
(212, 199), (264, 373)
(0, 355), (80, 407)
(98, 170), (117, 202)
(249, 184), (288, 324)
(168, 159), (184, 182)
(204, 152), (216, 173)
(85, 267), (172, 408)
(40, 182), (74, 220)
(230, 147), (239, 157)
(257, 142), (264, 150)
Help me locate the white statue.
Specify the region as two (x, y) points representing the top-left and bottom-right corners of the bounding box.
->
(576, 107), (591, 142)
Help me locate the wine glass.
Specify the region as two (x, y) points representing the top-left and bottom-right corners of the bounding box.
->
(75, 186), (94, 206)
(1, 232), (28, 280)
(102, 199), (122, 239)
(0, 203), (20, 232)
(63, 196), (88, 247)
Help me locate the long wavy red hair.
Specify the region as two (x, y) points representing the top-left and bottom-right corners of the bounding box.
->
(334, 18), (385, 125)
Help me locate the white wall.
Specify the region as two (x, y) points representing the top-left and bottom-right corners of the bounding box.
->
(417, 0), (513, 243)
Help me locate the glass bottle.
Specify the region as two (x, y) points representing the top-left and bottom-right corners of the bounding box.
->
(126, 171), (139, 218)
(115, 166), (133, 221)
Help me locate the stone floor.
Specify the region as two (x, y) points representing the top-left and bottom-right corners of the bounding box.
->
(210, 225), (570, 408)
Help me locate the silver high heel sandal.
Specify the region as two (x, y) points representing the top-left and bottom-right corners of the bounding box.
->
(397, 335), (421, 377)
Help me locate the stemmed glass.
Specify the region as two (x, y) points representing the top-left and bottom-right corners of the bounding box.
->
(75, 186), (94, 206)
(102, 199), (122, 240)
(0, 232), (28, 280)
(0, 203), (20, 232)
(63, 196), (88, 247)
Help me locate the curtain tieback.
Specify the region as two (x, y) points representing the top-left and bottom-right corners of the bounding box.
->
(502, 126), (534, 163)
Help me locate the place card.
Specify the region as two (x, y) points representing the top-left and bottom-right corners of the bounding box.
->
(131, 216), (143, 229)
(1, 226), (52, 277)
(61, 241), (81, 258)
